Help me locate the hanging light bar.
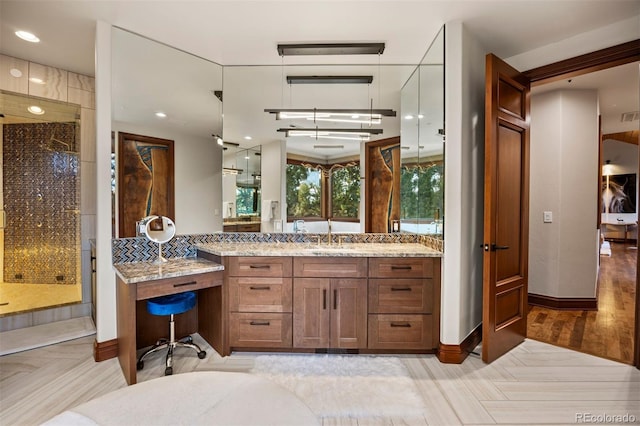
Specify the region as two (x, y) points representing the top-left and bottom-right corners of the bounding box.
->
(286, 75), (373, 85)
(277, 127), (382, 141)
(266, 108), (395, 125)
(277, 42), (385, 56)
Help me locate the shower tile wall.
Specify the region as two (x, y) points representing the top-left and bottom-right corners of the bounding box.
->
(3, 122), (80, 284)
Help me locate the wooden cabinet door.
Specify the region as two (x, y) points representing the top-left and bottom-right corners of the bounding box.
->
(330, 278), (368, 349)
(293, 278), (331, 348)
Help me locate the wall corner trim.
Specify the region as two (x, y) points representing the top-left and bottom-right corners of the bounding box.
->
(93, 338), (118, 362)
(437, 323), (482, 364)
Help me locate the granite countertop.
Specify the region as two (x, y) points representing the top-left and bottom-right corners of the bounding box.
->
(113, 257), (224, 284)
(195, 242), (442, 258)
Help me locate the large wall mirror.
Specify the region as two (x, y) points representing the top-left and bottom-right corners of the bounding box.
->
(400, 26), (445, 235)
(111, 27), (223, 236)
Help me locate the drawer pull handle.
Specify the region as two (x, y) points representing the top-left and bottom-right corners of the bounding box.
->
(391, 265), (412, 270)
(173, 281), (197, 288)
(390, 323), (412, 328)
(333, 289), (337, 310)
(249, 286), (271, 290)
(323, 289), (327, 310)
(249, 321), (271, 326)
(391, 287), (412, 292)
(249, 265), (271, 269)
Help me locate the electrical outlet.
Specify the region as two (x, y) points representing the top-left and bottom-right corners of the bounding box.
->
(543, 211), (553, 223)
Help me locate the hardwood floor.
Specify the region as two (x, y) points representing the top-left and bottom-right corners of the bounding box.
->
(1, 333), (639, 425)
(527, 241), (637, 364)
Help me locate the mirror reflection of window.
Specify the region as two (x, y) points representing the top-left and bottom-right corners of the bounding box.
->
(287, 162), (322, 219)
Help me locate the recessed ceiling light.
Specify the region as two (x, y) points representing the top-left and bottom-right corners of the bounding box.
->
(244, 136), (252, 140)
(29, 77), (45, 85)
(9, 68), (22, 78)
(155, 112), (167, 118)
(15, 30), (40, 43)
(418, 114), (424, 119)
(28, 105), (45, 115)
(244, 155), (250, 160)
(404, 115), (414, 120)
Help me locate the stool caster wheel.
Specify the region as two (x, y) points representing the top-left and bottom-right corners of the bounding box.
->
(165, 367), (173, 376)
(184, 336), (193, 343)
(198, 351), (206, 359)
(137, 360), (144, 371)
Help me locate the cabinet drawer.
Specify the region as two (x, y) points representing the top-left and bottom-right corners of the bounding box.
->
(369, 258), (433, 279)
(236, 223), (260, 232)
(136, 272), (222, 300)
(369, 279), (433, 314)
(293, 257), (367, 278)
(228, 257), (292, 278)
(229, 277), (292, 313)
(367, 314), (433, 350)
(229, 313), (292, 348)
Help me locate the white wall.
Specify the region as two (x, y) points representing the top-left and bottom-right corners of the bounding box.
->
(260, 140), (286, 232)
(441, 21), (486, 344)
(529, 90), (599, 298)
(113, 121), (222, 235)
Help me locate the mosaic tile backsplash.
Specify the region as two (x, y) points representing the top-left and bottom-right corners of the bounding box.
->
(112, 232), (443, 264)
(3, 122), (80, 284)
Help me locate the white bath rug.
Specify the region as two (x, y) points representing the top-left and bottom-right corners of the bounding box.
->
(250, 353), (426, 419)
(0, 316), (95, 356)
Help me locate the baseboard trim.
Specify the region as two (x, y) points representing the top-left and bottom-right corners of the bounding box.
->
(437, 323), (482, 364)
(93, 338), (118, 362)
(528, 293), (598, 311)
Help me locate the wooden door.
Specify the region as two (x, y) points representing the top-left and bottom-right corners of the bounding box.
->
(482, 54), (531, 363)
(330, 279), (368, 348)
(293, 278), (330, 348)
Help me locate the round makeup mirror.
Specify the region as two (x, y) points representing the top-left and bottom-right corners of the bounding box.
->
(140, 215), (176, 263)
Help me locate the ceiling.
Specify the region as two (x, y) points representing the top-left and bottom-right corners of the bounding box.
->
(1, 1), (638, 159)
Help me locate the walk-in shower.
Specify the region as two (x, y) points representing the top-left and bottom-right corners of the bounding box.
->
(0, 91), (82, 316)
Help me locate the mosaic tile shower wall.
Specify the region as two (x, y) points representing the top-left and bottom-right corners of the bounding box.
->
(3, 122), (80, 284)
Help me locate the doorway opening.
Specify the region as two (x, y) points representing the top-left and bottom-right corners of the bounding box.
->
(525, 60), (638, 365)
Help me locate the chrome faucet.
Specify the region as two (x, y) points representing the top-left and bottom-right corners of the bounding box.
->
(327, 218), (332, 245)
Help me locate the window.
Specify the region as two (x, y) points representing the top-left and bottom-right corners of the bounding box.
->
(331, 164), (360, 219)
(400, 162), (443, 222)
(286, 163), (322, 218)
(236, 186), (260, 215)
(286, 160), (360, 221)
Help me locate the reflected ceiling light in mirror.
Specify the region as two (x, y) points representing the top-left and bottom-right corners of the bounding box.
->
(244, 136), (252, 140)
(29, 77), (46, 85)
(278, 127), (382, 141)
(15, 30), (40, 43)
(155, 111), (167, 118)
(266, 108), (395, 125)
(27, 105), (45, 115)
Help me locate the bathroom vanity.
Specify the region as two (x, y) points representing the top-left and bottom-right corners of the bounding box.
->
(195, 242), (441, 356)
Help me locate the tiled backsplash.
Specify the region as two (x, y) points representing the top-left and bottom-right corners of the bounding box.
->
(112, 232), (443, 264)
(3, 122), (80, 284)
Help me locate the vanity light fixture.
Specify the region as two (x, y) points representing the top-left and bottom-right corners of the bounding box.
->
(278, 127), (382, 141)
(286, 75), (373, 85)
(15, 30), (40, 43)
(27, 105), (45, 115)
(277, 42), (385, 56)
(266, 108), (395, 125)
(223, 167), (243, 175)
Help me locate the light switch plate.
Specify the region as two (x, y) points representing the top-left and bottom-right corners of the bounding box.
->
(543, 211), (553, 223)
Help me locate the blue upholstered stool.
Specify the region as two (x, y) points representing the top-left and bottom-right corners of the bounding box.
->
(136, 291), (206, 376)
